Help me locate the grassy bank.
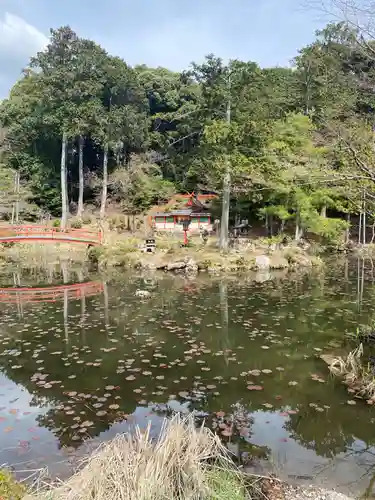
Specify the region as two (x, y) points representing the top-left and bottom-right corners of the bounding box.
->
(17, 415), (256, 500)
(0, 242), (88, 268)
(89, 232), (322, 274)
(1, 415), (352, 500)
(0, 225), (322, 275)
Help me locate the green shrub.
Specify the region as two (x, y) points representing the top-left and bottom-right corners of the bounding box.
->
(82, 214), (92, 225)
(52, 219), (61, 228)
(0, 469), (26, 499)
(71, 218), (83, 229)
(88, 245), (104, 264)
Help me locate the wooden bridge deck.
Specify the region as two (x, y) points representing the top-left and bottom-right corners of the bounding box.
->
(0, 225), (103, 245)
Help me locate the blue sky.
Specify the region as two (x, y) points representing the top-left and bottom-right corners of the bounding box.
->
(0, 0), (330, 98)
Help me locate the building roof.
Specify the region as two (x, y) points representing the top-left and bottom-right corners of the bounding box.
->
(152, 210), (210, 217)
(153, 209), (192, 217)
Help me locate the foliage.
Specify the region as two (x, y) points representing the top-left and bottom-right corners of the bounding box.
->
(1, 21), (375, 239)
(0, 469), (26, 499)
(108, 154), (176, 212)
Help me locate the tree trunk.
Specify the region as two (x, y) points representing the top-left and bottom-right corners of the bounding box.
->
(77, 135), (84, 218)
(345, 213), (351, 244)
(320, 205), (326, 217)
(295, 212), (303, 242)
(219, 168), (230, 253)
(15, 171), (20, 223)
(363, 193), (367, 245)
(60, 132), (68, 230)
(100, 142), (109, 220)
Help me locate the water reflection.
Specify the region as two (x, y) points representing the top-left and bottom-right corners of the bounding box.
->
(0, 262), (375, 493)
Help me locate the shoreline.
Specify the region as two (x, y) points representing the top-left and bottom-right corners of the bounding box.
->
(0, 233), (324, 275)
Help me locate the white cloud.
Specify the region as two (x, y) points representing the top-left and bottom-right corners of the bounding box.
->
(0, 12), (48, 96)
(0, 12), (48, 60)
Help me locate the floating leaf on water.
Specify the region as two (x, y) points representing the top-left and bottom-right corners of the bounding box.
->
(262, 403), (273, 409)
(156, 375), (164, 380)
(133, 389), (142, 394)
(347, 400), (356, 405)
(67, 392), (77, 397)
(126, 376), (136, 381)
(262, 369), (272, 374)
(179, 391), (189, 399)
(109, 404), (119, 410)
(275, 367), (285, 372)
(261, 346), (270, 350)
(81, 421), (94, 427)
(105, 385), (115, 390)
(288, 381), (298, 386)
(247, 385), (263, 391)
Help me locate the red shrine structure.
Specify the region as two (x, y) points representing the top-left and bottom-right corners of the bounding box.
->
(149, 193), (217, 233)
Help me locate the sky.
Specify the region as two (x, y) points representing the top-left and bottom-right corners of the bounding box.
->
(0, 0), (331, 98)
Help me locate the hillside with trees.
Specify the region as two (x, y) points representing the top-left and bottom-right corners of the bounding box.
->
(1, 16), (375, 245)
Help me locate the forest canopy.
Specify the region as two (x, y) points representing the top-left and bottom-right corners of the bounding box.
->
(1, 19), (375, 241)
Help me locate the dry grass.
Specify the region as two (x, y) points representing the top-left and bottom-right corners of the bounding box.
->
(0, 242), (88, 266)
(27, 415), (246, 500)
(322, 344), (375, 401)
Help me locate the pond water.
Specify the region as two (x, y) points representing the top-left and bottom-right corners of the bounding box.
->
(1, 260), (375, 495)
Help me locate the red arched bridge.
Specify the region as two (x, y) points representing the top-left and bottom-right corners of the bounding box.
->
(0, 281), (104, 304)
(0, 225), (103, 245)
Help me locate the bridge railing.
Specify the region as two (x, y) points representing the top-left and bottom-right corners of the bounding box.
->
(0, 225), (103, 244)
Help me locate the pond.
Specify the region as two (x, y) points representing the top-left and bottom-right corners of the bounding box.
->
(1, 259), (375, 496)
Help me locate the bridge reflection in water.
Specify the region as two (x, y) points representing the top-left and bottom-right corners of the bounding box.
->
(0, 277), (106, 343)
(0, 281), (104, 304)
